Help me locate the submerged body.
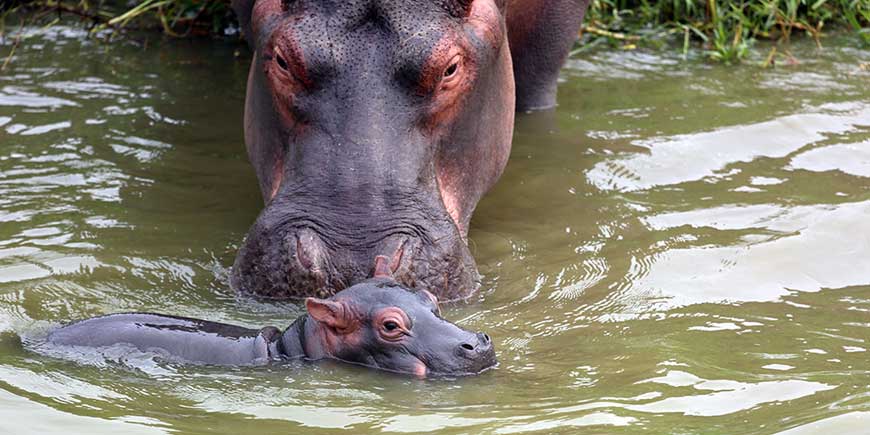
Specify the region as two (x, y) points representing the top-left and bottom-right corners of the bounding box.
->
(48, 276), (496, 377)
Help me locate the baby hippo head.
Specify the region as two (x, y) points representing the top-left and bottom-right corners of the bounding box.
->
(302, 273), (496, 377)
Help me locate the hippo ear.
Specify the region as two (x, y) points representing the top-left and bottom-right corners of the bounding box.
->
(231, 0), (257, 49)
(306, 298), (352, 331)
(448, 0), (505, 17)
(418, 290), (441, 317)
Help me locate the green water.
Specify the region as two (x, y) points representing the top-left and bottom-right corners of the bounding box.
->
(2, 26), (870, 434)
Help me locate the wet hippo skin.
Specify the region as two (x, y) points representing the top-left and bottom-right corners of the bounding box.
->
(48, 276), (497, 377)
(229, 0), (591, 300)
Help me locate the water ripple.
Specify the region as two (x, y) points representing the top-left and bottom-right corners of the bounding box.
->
(587, 102), (870, 192)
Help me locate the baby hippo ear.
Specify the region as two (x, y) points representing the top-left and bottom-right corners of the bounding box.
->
(306, 298), (352, 331)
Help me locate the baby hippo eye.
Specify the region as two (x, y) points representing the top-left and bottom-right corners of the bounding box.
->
(375, 308), (411, 342)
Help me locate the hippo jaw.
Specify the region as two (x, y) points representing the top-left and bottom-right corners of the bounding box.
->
(230, 0), (514, 300)
(289, 279), (497, 377)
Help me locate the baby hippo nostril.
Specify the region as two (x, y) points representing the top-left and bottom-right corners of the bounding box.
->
(477, 333), (493, 353)
(461, 343), (475, 351)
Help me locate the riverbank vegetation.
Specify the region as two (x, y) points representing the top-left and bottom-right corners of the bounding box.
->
(2, 0), (870, 66)
(582, 0), (870, 65)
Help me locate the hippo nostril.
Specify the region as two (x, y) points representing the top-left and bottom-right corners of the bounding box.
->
(374, 236), (414, 279)
(461, 343), (474, 351)
(296, 235), (314, 270)
(293, 229), (328, 277)
(481, 333), (491, 343)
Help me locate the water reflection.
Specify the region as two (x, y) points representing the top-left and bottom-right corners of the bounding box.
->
(772, 412), (870, 435)
(633, 371), (833, 416)
(790, 140), (870, 177)
(586, 102), (870, 192)
(0, 390), (168, 435)
(627, 200), (870, 310)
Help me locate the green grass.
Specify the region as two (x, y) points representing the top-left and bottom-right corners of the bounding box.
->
(582, 0), (870, 64)
(3, 0), (870, 65)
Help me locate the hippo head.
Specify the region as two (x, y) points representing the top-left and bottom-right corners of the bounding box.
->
(299, 267), (497, 377)
(229, 0), (515, 300)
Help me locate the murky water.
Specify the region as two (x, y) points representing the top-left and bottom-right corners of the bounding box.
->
(2, 25), (870, 434)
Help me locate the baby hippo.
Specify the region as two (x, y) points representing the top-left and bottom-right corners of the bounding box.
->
(48, 261), (496, 378)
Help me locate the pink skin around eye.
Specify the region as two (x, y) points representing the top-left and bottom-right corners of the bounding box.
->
(374, 307), (411, 340)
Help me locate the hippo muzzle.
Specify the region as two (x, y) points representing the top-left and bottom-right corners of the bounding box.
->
(231, 190), (479, 300)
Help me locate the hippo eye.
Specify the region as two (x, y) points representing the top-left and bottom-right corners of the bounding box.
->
(275, 49), (290, 71)
(442, 55), (462, 82)
(376, 309), (411, 342)
(443, 62), (458, 78)
(380, 319), (406, 342)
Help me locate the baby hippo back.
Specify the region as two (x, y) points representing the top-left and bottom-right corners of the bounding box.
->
(48, 313), (271, 365)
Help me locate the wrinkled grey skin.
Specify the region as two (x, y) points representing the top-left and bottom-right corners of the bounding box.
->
(48, 279), (496, 377)
(230, 0), (590, 300)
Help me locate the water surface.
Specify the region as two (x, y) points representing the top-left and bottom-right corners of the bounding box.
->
(1, 26), (870, 434)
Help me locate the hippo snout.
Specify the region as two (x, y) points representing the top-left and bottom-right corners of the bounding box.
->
(457, 332), (492, 358)
(452, 331), (497, 372)
(413, 319), (497, 377)
(231, 196), (479, 300)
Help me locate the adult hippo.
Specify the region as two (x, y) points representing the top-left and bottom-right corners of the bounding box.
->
(48, 257), (496, 377)
(230, 0), (590, 299)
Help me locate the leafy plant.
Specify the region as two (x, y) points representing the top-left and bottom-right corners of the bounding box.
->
(584, 0), (870, 63)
